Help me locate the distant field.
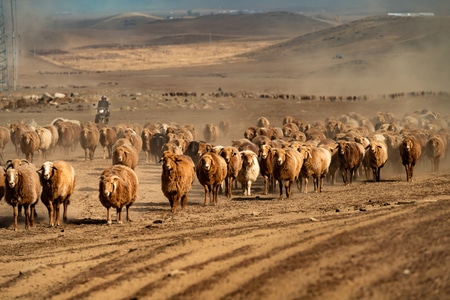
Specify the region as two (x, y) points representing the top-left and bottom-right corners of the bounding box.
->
(36, 41), (275, 71)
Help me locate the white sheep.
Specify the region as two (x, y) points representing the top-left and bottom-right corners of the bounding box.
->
(237, 150), (260, 196)
(38, 160), (76, 227)
(35, 127), (53, 161)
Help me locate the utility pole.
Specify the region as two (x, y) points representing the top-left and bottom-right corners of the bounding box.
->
(10, 0), (17, 91)
(0, 0), (9, 91)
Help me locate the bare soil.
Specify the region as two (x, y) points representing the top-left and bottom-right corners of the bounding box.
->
(0, 12), (449, 300)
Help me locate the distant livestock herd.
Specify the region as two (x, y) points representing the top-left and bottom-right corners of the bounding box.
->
(0, 106), (449, 230)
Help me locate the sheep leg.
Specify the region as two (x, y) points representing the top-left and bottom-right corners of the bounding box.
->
(172, 193), (180, 212)
(13, 205), (19, 231)
(117, 207), (123, 224)
(304, 177), (309, 193)
(47, 201), (55, 227)
(84, 148), (88, 161)
(54, 201), (62, 226)
(278, 180), (284, 200)
(213, 184), (220, 205)
(285, 181), (291, 198)
(263, 176), (268, 195)
(63, 199), (69, 222)
(181, 194), (188, 210)
(106, 207), (112, 225)
(126, 204), (132, 222)
(30, 204), (36, 227)
(246, 180), (252, 196)
(203, 185), (210, 205)
(24, 204), (31, 230)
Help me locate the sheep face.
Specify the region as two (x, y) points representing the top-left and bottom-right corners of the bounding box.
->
(40, 162), (56, 181)
(115, 148), (128, 162)
(200, 155), (213, 171)
(100, 175), (119, 197)
(259, 145), (270, 160)
(5, 169), (18, 188)
(274, 149), (286, 166)
(402, 139), (413, 152)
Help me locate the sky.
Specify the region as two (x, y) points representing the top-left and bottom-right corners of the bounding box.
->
(14, 0), (447, 15)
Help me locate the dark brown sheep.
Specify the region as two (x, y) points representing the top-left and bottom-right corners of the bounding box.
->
(160, 151), (195, 212)
(258, 144), (274, 195)
(399, 136), (422, 182)
(336, 140), (363, 185)
(196, 152), (227, 205)
(99, 165), (139, 225)
(219, 146), (242, 198)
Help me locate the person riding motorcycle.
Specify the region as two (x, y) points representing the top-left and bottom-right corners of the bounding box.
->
(95, 95), (110, 123)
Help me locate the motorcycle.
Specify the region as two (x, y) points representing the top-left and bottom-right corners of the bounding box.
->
(95, 107), (109, 124)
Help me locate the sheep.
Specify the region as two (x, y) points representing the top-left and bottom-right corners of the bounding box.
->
(336, 140), (363, 185)
(425, 135), (446, 172)
(237, 150), (260, 196)
(79, 124), (100, 161)
(184, 140), (212, 166)
(35, 127), (53, 161)
(196, 152), (227, 205)
(99, 126), (117, 159)
(160, 151), (195, 212)
(300, 146), (332, 193)
(112, 143), (139, 170)
(162, 142), (184, 155)
(399, 136), (422, 182)
(0, 168), (4, 202)
(38, 160), (76, 227)
(203, 123), (218, 143)
(219, 120), (230, 137)
(98, 165), (139, 225)
(273, 147), (304, 200)
(0, 125), (9, 164)
(363, 140), (388, 182)
(141, 128), (158, 163)
(20, 130), (40, 163)
(219, 146), (242, 198)
(10, 123), (31, 156)
(124, 128), (143, 154)
(4, 166), (42, 230)
(258, 144), (275, 195)
(55, 121), (75, 155)
(149, 133), (168, 164)
(44, 124), (59, 151)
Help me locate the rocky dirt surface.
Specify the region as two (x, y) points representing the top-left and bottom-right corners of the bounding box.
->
(0, 92), (449, 300)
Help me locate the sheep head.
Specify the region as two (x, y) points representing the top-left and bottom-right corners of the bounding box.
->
(39, 161), (57, 181)
(100, 175), (120, 197)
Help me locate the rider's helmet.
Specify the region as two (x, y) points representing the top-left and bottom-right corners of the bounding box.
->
(101, 95), (107, 101)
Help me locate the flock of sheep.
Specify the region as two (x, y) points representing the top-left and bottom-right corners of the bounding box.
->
(0, 106), (448, 230)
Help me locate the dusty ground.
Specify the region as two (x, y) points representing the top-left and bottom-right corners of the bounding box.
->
(0, 12), (449, 300)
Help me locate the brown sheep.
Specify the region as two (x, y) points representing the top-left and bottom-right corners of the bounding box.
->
(258, 144), (275, 195)
(300, 146), (332, 193)
(336, 140), (363, 185)
(273, 148), (304, 200)
(99, 127), (117, 159)
(20, 130), (41, 163)
(237, 150), (260, 196)
(99, 165), (139, 225)
(203, 123), (218, 143)
(0, 168), (4, 202)
(363, 140), (389, 182)
(196, 152), (227, 205)
(112, 143), (139, 170)
(425, 135), (446, 172)
(124, 128), (143, 154)
(4, 166), (42, 230)
(399, 136), (422, 182)
(160, 151), (195, 212)
(219, 146), (242, 198)
(0, 125), (10, 164)
(10, 123), (31, 156)
(55, 121), (75, 155)
(80, 124), (100, 161)
(219, 120), (230, 138)
(38, 160), (76, 227)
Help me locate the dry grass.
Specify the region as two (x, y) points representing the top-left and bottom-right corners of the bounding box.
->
(37, 41), (275, 71)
